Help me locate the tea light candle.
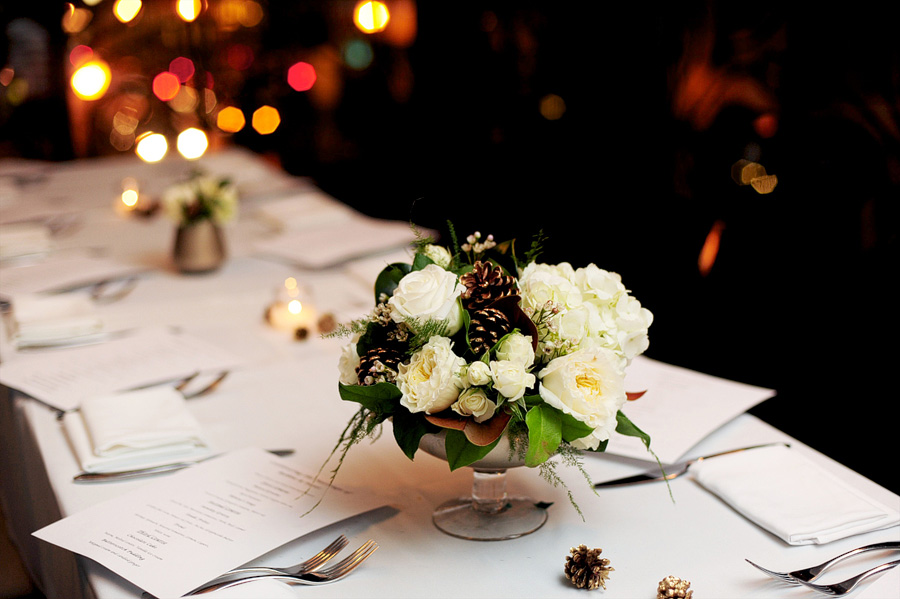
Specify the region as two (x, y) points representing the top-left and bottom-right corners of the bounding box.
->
(115, 177), (158, 217)
(265, 277), (317, 336)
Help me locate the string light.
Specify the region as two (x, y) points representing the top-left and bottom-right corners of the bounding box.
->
(287, 62), (316, 92)
(216, 106), (245, 133)
(251, 105), (280, 134)
(113, 0), (142, 23)
(71, 60), (111, 101)
(354, 1), (390, 34)
(176, 128), (208, 159)
(176, 0), (202, 22)
(135, 132), (168, 162)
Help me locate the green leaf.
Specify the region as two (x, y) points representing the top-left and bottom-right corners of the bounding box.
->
(374, 263), (411, 303)
(338, 382), (401, 415)
(615, 411), (651, 449)
(444, 429), (502, 471)
(524, 404), (562, 467)
(411, 252), (433, 271)
(559, 411), (595, 443)
(392, 409), (430, 460)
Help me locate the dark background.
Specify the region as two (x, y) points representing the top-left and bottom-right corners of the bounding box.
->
(2, 1), (898, 493)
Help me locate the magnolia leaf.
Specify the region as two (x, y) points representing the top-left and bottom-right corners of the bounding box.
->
(374, 263), (411, 303)
(424, 412), (468, 431)
(615, 410), (651, 449)
(444, 429), (501, 471)
(627, 390), (647, 401)
(463, 411), (511, 446)
(338, 382), (401, 415)
(392, 409), (430, 460)
(524, 404), (562, 467)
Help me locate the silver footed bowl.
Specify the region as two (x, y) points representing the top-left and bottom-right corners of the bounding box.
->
(418, 430), (527, 472)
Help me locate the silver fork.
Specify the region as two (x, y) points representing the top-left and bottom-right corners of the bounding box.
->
(795, 559), (900, 596)
(188, 539), (378, 594)
(209, 534), (348, 582)
(746, 541), (900, 584)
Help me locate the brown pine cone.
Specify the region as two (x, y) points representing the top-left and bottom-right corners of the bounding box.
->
(459, 261), (518, 311)
(468, 307), (512, 356)
(564, 544), (613, 590)
(356, 347), (403, 385)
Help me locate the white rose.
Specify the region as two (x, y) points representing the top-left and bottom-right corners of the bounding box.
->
(613, 295), (653, 360)
(574, 264), (625, 305)
(422, 244), (452, 269)
(465, 360), (492, 386)
(397, 336), (466, 414)
(494, 332), (534, 367)
(388, 264), (465, 335)
(490, 360), (536, 401)
(517, 262), (582, 313)
(338, 342), (360, 385)
(537, 348), (626, 450)
(451, 387), (496, 423)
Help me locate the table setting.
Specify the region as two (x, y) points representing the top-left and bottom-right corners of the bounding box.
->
(1, 148), (898, 599)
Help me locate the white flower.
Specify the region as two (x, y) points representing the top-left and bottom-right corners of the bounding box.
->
(388, 264), (465, 335)
(490, 360), (536, 401)
(161, 182), (194, 222)
(397, 336), (466, 414)
(465, 360), (492, 387)
(494, 332), (534, 368)
(573, 264), (625, 305)
(451, 387), (496, 423)
(537, 348), (626, 450)
(422, 244), (452, 269)
(338, 342), (361, 385)
(517, 262), (582, 313)
(161, 176), (238, 225)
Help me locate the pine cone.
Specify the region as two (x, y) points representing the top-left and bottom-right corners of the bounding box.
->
(564, 544), (613, 590)
(459, 261), (518, 311)
(468, 307), (511, 356)
(657, 576), (693, 599)
(356, 347), (403, 385)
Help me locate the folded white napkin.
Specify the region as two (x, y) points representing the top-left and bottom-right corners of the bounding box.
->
(256, 193), (354, 231)
(691, 444), (900, 545)
(10, 294), (104, 347)
(0, 223), (51, 259)
(62, 386), (213, 473)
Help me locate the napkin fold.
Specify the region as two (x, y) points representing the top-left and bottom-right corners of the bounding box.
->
(62, 386), (213, 473)
(10, 294), (104, 347)
(691, 444), (900, 545)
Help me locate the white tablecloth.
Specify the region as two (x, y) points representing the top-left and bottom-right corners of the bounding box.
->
(2, 149), (898, 599)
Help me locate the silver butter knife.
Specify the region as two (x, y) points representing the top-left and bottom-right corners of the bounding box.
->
(72, 449), (294, 483)
(594, 442), (789, 488)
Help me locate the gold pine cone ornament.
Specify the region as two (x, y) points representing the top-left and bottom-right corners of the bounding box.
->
(564, 544), (614, 590)
(657, 575), (693, 598)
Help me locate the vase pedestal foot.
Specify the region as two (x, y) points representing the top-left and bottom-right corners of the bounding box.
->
(432, 496), (548, 541)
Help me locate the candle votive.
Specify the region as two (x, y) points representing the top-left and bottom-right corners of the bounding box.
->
(265, 277), (317, 337)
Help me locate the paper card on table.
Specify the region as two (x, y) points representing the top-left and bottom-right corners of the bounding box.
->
(0, 327), (244, 412)
(602, 356), (776, 464)
(33, 447), (381, 599)
(253, 215), (420, 269)
(0, 249), (145, 295)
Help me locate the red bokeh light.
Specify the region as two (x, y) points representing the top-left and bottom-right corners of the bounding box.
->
(226, 44), (254, 71)
(69, 45), (93, 67)
(152, 71), (181, 101)
(287, 62), (317, 92)
(169, 57), (195, 83)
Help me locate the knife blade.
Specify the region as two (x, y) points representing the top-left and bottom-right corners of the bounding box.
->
(593, 442), (789, 488)
(72, 449), (294, 483)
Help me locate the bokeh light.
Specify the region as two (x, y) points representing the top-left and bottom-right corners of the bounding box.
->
(251, 105), (281, 134)
(343, 39), (374, 70)
(169, 85), (200, 113)
(169, 57), (195, 82)
(287, 62), (316, 92)
(71, 60), (111, 101)
(216, 106), (245, 132)
(69, 45), (93, 67)
(152, 72), (180, 101)
(113, 0), (142, 23)
(539, 94), (566, 120)
(354, 1), (390, 34)
(62, 4), (92, 34)
(226, 44), (255, 70)
(176, 128), (209, 159)
(135, 132), (168, 162)
(177, 0), (202, 22)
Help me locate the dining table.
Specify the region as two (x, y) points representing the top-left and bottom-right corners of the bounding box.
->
(1, 146), (898, 599)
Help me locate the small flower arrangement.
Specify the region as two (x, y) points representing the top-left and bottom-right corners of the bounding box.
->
(162, 171), (238, 226)
(327, 226), (656, 506)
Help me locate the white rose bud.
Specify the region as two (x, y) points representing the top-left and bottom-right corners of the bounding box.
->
(490, 360), (536, 402)
(451, 387), (497, 423)
(422, 244), (452, 269)
(494, 332), (535, 367)
(465, 360), (492, 386)
(338, 342), (361, 385)
(388, 264), (465, 335)
(398, 336), (466, 414)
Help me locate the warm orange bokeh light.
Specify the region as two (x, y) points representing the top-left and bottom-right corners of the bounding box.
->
(135, 132), (168, 162)
(354, 1), (390, 34)
(287, 62), (316, 92)
(251, 105), (281, 134)
(113, 0), (142, 23)
(152, 72), (180, 101)
(176, 0), (201, 22)
(176, 128), (209, 159)
(216, 106), (245, 132)
(698, 219), (725, 276)
(71, 60), (111, 101)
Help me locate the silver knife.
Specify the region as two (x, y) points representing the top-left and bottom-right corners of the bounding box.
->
(72, 449), (295, 483)
(593, 442), (789, 488)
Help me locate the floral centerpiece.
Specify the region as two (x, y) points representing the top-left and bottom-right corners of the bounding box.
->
(162, 171), (237, 273)
(326, 226), (656, 508)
